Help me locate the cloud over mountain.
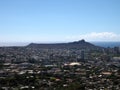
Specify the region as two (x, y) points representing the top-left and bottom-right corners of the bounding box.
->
(66, 32), (120, 41)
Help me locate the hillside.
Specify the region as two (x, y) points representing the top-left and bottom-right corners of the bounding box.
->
(27, 39), (102, 49)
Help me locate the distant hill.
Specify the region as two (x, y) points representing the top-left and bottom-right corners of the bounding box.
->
(27, 39), (102, 49)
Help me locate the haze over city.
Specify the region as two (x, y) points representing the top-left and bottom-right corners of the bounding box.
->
(0, 0), (120, 45)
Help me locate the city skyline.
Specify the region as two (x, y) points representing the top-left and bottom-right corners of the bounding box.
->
(0, 0), (120, 43)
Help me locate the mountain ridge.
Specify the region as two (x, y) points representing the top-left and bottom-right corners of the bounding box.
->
(27, 39), (102, 49)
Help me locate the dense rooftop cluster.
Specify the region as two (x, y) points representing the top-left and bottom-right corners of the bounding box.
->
(0, 40), (120, 90)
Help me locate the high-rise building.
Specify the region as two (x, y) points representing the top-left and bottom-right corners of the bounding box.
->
(114, 47), (120, 54)
(81, 50), (85, 61)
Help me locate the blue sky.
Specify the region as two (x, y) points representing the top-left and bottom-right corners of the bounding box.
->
(0, 0), (120, 43)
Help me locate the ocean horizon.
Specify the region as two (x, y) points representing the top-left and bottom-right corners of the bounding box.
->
(91, 42), (120, 48)
(0, 41), (120, 48)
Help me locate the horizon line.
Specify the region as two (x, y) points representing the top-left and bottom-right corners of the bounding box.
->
(0, 40), (120, 47)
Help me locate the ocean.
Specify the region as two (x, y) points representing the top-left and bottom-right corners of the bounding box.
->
(91, 42), (120, 48)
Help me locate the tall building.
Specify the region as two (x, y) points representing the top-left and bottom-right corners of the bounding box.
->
(114, 47), (120, 54)
(81, 50), (85, 61)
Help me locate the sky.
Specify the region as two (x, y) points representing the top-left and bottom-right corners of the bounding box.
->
(0, 0), (120, 44)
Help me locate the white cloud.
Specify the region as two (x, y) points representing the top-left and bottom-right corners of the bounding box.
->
(66, 32), (120, 41)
